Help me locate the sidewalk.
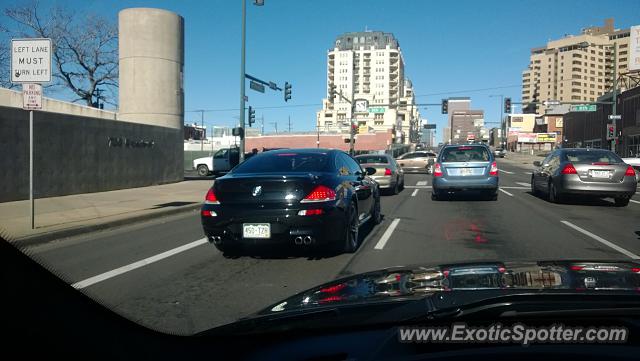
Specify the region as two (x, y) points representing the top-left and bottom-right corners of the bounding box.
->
(0, 180), (213, 246)
(499, 151), (549, 169)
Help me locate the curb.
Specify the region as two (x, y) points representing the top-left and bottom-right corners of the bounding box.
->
(8, 203), (203, 248)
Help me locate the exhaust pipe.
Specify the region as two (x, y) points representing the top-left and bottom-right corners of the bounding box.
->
(303, 236), (314, 245)
(294, 236), (303, 245)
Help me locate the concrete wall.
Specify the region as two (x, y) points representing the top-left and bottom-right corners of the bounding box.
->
(0, 105), (182, 202)
(118, 8), (184, 129)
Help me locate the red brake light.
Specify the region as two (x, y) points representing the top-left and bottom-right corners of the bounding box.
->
(205, 188), (220, 204)
(625, 166), (636, 177)
(561, 163), (577, 174)
(489, 161), (498, 176)
(384, 168), (392, 176)
(433, 163), (443, 177)
(631, 268), (640, 273)
(458, 146), (473, 150)
(301, 185), (336, 203)
(320, 283), (347, 293)
(570, 265), (584, 271)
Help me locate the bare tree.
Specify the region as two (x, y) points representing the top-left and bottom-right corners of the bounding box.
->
(2, 1), (118, 107)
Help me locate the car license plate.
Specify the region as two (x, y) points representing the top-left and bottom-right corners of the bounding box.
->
(590, 170), (611, 178)
(243, 223), (271, 239)
(460, 168), (473, 176)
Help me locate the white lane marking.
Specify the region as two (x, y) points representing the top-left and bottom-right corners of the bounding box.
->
(498, 188), (513, 197)
(630, 199), (640, 204)
(500, 186), (529, 190)
(374, 218), (401, 250)
(71, 238), (209, 289)
(405, 185), (432, 189)
(516, 182), (530, 187)
(411, 189), (419, 197)
(500, 169), (514, 174)
(560, 221), (640, 259)
(523, 172), (531, 175)
(416, 181), (428, 186)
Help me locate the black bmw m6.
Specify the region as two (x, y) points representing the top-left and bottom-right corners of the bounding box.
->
(201, 148), (382, 254)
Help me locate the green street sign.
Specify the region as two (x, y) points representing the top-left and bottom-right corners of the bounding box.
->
(368, 107), (385, 114)
(570, 104), (596, 112)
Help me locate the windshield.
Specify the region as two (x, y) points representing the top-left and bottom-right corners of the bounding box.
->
(565, 150), (624, 164)
(2, 0), (639, 342)
(440, 147), (490, 162)
(355, 155), (389, 164)
(233, 152), (330, 173)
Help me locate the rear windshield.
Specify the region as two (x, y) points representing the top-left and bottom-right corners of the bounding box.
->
(233, 152), (331, 173)
(440, 147), (490, 162)
(355, 155), (389, 164)
(564, 150), (623, 164)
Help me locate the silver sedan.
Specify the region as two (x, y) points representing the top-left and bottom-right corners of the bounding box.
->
(531, 148), (637, 206)
(355, 154), (405, 195)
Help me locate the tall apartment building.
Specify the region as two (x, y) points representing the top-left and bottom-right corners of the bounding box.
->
(522, 18), (632, 115)
(317, 31), (419, 144)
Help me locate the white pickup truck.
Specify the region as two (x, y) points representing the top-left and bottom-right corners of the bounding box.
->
(193, 147), (240, 176)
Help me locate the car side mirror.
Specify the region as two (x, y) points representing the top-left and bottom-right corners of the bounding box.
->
(365, 167), (376, 176)
(533, 161), (542, 167)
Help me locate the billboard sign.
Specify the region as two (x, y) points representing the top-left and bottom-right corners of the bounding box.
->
(630, 25), (640, 71)
(536, 133), (557, 143)
(518, 133), (537, 143)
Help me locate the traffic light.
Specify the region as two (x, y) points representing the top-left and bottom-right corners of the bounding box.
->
(248, 106), (256, 127)
(441, 99), (448, 114)
(606, 124), (615, 140)
(284, 81), (292, 102)
(351, 123), (358, 135)
(504, 97), (512, 114)
(328, 83), (336, 101)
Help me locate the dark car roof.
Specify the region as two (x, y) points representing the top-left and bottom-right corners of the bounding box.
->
(355, 153), (391, 158)
(264, 148), (338, 155)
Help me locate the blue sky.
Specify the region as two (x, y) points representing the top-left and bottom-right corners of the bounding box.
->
(9, 0), (640, 137)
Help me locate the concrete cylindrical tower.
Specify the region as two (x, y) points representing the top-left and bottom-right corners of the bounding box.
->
(118, 8), (184, 129)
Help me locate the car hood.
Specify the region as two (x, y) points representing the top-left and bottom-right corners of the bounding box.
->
(259, 260), (640, 314)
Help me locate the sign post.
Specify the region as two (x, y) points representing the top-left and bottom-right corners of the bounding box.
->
(11, 38), (52, 229)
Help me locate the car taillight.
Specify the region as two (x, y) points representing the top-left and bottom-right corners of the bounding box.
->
(384, 168), (392, 176)
(489, 161), (498, 176)
(433, 163), (443, 177)
(201, 210), (217, 217)
(631, 268), (640, 273)
(205, 188), (220, 204)
(301, 185), (336, 203)
(570, 265), (584, 271)
(625, 165), (636, 177)
(561, 163), (577, 174)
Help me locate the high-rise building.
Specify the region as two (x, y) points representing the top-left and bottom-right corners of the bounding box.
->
(522, 18), (632, 115)
(442, 97), (486, 144)
(317, 31), (419, 144)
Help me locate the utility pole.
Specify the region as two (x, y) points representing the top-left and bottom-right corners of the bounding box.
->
(261, 115), (264, 135)
(271, 121), (277, 134)
(198, 110), (205, 151)
(611, 42), (618, 153)
(238, 0), (247, 163)
(288, 115), (291, 133)
(349, 91), (355, 155)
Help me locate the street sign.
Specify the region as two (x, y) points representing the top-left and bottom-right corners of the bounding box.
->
(543, 100), (560, 106)
(268, 81), (277, 90)
(22, 83), (42, 110)
(423, 124), (436, 129)
(11, 38), (52, 83)
(249, 80), (265, 93)
(608, 115), (622, 120)
(570, 104), (596, 112)
(368, 107), (385, 113)
(354, 99), (369, 113)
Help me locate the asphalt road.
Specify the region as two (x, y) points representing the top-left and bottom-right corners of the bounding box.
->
(22, 159), (640, 335)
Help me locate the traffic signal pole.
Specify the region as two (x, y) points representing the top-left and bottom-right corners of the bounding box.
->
(238, 0), (247, 163)
(611, 42), (617, 153)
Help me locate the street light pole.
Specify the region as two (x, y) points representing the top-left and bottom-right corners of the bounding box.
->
(238, 0), (247, 163)
(611, 42), (618, 153)
(489, 94), (505, 148)
(199, 110), (204, 151)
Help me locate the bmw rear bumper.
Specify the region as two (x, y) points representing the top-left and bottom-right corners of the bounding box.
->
(201, 203), (347, 248)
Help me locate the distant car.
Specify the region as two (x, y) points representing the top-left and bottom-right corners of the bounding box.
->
(201, 149), (382, 255)
(396, 151), (437, 174)
(531, 148), (637, 206)
(622, 157), (640, 183)
(493, 148), (506, 158)
(355, 154), (404, 195)
(431, 144), (499, 201)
